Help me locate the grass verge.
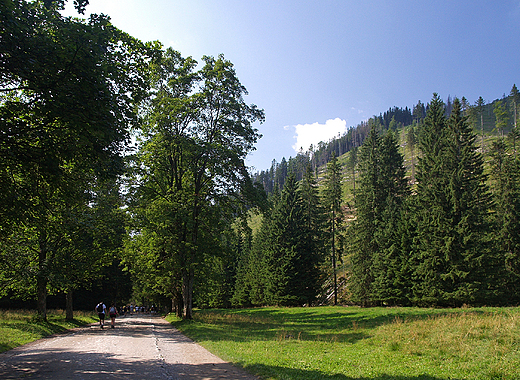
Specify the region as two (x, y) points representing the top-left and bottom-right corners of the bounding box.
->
(0, 309), (97, 353)
(167, 306), (520, 380)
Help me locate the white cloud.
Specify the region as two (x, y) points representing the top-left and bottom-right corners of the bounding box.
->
(290, 118), (347, 153)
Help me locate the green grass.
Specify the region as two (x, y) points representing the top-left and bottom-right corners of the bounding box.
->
(0, 309), (97, 353)
(167, 306), (520, 380)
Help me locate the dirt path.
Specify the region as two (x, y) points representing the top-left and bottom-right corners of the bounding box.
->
(0, 315), (260, 379)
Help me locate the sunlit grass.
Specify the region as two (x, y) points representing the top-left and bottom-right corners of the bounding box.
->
(0, 309), (97, 353)
(168, 306), (520, 380)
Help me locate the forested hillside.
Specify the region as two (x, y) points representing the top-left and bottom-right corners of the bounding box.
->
(2, 1), (519, 321)
(243, 89), (520, 308)
(254, 93), (517, 194)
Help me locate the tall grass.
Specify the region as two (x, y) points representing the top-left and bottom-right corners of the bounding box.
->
(169, 306), (520, 380)
(0, 309), (97, 353)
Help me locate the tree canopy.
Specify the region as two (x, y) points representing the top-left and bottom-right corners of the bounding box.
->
(0, 0), (150, 319)
(126, 48), (264, 319)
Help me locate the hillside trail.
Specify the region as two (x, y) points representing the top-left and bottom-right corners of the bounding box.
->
(0, 314), (259, 379)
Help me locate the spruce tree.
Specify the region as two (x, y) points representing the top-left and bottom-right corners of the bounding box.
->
(347, 147), (359, 200)
(238, 191), (281, 307)
(475, 96), (486, 151)
(444, 98), (492, 303)
(349, 122), (409, 305)
(322, 153), (344, 305)
(348, 123), (380, 305)
(371, 130), (410, 305)
(493, 100), (509, 137)
(246, 214), (272, 305)
(299, 165), (325, 305)
(413, 94), (449, 305)
(414, 96), (492, 305)
(406, 125), (417, 183)
(489, 139), (520, 302)
(231, 217), (255, 307)
(510, 84), (519, 129)
(263, 173), (309, 306)
(508, 85), (520, 157)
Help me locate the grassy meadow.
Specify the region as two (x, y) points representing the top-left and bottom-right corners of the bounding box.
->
(168, 306), (520, 380)
(0, 309), (97, 353)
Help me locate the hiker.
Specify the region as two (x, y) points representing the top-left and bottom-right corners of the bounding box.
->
(95, 301), (106, 329)
(108, 303), (118, 329)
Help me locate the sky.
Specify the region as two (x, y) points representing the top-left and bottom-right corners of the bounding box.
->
(63, 0), (520, 171)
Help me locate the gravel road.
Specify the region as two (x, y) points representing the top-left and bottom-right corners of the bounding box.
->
(0, 315), (260, 379)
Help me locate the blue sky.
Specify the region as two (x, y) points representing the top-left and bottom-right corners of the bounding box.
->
(64, 0), (520, 171)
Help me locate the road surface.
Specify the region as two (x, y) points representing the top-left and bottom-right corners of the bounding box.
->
(0, 314), (259, 379)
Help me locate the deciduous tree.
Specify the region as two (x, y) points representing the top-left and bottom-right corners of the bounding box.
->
(0, 0), (148, 319)
(128, 49), (264, 319)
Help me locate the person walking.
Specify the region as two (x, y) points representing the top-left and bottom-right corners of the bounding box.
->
(95, 301), (106, 329)
(108, 303), (118, 329)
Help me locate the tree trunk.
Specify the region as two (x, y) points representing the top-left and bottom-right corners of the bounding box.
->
(481, 113), (484, 152)
(37, 232), (48, 321)
(37, 276), (47, 321)
(182, 189), (200, 320)
(352, 166), (356, 201)
(332, 210), (337, 306)
(182, 267), (194, 319)
(66, 289), (74, 321)
(172, 288), (183, 318)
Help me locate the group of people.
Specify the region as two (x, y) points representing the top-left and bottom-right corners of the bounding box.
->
(94, 301), (118, 329)
(95, 302), (159, 329)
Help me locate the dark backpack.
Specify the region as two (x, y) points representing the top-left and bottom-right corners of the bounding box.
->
(96, 304), (103, 313)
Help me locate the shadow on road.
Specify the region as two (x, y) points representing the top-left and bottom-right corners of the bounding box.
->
(0, 316), (258, 379)
(0, 347), (257, 379)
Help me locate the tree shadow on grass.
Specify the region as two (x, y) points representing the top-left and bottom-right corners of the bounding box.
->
(186, 307), (486, 345)
(244, 363), (461, 380)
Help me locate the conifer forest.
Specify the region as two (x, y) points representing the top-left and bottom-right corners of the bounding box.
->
(2, 0), (520, 320)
